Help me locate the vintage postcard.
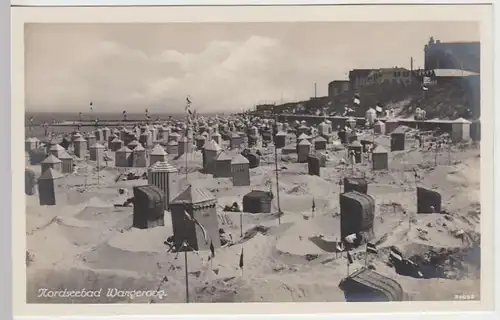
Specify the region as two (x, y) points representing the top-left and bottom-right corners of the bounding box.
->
(11, 3), (494, 317)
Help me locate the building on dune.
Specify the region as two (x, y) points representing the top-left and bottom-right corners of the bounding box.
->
(73, 136), (87, 159)
(202, 140), (221, 174)
(25, 168), (36, 196)
(339, 267), (405, 302)
(115, 146), (133, 167)
(169, 184), (221, 252)
(149, 144), (168, 166)
(242, 190), (274, 214)
(372, 145), (389, 170)
(313, 135), (327, 151)
(89, 143), (105, 162)
(241, 149), (260, 169)
(48, 144), (66, 159)
(38, 168), (65, 206)
(58, 150), (74, 174)
(41, 154), (62, 173)
(214, 151), (233, 178)
(28, 148), (46, 165)
(132, 144), (147, 167)
(390, 125), (411, 152)
(297, 139), (312, 163)
(109, 137), (124, 151)
(166, 140), (179, 156)
(307, 154), (321, 177)
(343, 177), (368, 194)
(147, 160), (179, 211)
(339, 191), (375, 244)
(417, 187), (442, 214)
(132, 185), (165, 229)
(451, 117), (472, 141)
(231, 154), (251, 187)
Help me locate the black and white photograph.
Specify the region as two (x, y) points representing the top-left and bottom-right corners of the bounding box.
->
(12, 3), (494, 315)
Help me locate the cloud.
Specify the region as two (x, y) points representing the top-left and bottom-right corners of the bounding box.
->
(27, 35), (340, 113)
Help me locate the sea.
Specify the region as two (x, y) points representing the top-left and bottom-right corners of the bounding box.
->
(24, 111), (223, 139)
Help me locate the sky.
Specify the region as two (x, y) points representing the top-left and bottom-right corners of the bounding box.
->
(25, 22), (479, 114)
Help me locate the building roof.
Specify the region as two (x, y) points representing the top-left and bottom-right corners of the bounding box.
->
(133, 144), (145, 152)
(453, 117), (472, 124)
(386, 118), (399, 123)
(74, 136), (87, 142)
(170, 184), (216, 205)
(314, 135), (327, 142)
(58, 150), (73, 159)
(111, 137), (123, 143)
(196, 135), (206, 140)
(150, 144), (167, 156)
(231, 132), (241, 139)
(374, 120), (385, 127)
(276, 131), (287, 136)
(349, 69), (373, 78)
(231, 154), (250, 165)
(203, 139), (221, 151)
(283, 143), (296, 150)
(298, 133), (310, 140)
(243, 190), (273, 199)
(116, 146), (132, 153)
(372, 145), (388, 154)
(42, 154), (62, 164)
(86, 133), (96, 138)
(167, 140), (179, 146)
(391, 125), (412, 135)
(349, 141), (363, 148)
(39, 167), (64, 180)
(148, 160), (178, 173)
(128, 140), (140, 146)
(49, 144), (65, 151)
(298, 139), (312, 146)
(216, 151), (232, 161)
(433, 69), (479, 77)
(90, 143), (105, 149)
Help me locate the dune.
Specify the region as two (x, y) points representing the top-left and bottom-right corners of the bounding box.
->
(25, 131), (481, 303)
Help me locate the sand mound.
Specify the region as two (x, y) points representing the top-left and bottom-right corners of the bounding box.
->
(107, 224), (173, 254)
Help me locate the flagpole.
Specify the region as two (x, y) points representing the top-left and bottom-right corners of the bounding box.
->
(364, 244), (368, 266)
(184, 244), (189, 303)
(274, 114), (282, 225)
(97, 153), (100, 185)
(347, 257), (350, 277)
(240, 212), (243, 238)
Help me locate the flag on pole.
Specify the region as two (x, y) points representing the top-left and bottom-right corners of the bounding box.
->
(184, 210), (209, 244)
(89, 101), (93, 112)
(375, 103), (383, 113)
(210, 241), (215, 258)
(346, 251), (354, 264)
(390, 246), (404, 261)
(423, 76), (431, 85)
(422, 85), (429, 91)
(366, 243), (378, 254)
(239, 248), (244, 269)
(312, 198), (316, 213)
